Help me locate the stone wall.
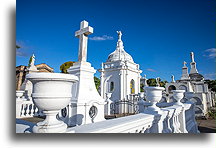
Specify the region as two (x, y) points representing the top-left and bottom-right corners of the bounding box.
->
(16, 64), (54, 90)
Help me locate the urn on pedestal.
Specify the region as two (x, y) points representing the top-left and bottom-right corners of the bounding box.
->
(16, 90), (25, 100)
(172, 90), (185, 106)
(144, 86), (165, 114)
(26, 73), (78, 133)
(184, 92), (194, 103)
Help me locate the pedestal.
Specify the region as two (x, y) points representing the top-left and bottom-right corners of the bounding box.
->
(67, 61), (106, 126)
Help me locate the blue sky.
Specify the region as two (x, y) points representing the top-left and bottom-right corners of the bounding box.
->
(16, 0), (216, 81)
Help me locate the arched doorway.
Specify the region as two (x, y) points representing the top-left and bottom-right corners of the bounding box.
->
(179, 85), (187, 91)
(168, 85), (176, 93)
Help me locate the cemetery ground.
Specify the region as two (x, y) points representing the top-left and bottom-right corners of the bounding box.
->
(196, 107), (216, 133)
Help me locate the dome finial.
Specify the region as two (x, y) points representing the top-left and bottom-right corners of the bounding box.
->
(117, 31), (122, 41)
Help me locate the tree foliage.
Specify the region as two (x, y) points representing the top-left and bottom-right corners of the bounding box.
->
(16, 45), (20, 49)
(140, 78), (167, 91)
(147, 78), (167, 88)
(60, 61), (75, 73)
(59, 61), (101, 92)
(94, 76), (100, 91)
(28, 55), (33, 67)
(205, 79), (216, 92)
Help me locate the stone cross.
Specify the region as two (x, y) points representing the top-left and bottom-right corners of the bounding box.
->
(190, 52), (195, 63)
(183, 61), (187, 67)
(75, 20), (93, 62)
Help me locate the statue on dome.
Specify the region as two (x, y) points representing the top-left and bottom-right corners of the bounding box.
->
(117, 31), (122, 40)
(171, 75), (175, 83)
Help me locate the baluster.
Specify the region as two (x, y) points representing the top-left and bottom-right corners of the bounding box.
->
(176, 110), (182, 133)
(21, 104), (26, 117)
(172, 111), (178, 133)
(167, 110), (174, 133)
(178, 114), (182, 132)
(26, 103), (30, 117)
(30, 104), (34, 116)
(34, 107), (39, 116)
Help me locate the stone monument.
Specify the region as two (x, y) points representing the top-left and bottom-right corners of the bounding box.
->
(181, 61), (190, 80)
(99, 31), (142, 114)
(20, 54), (39, 100)
(190, 52), (198, 74)
(66, 20), (105, 126)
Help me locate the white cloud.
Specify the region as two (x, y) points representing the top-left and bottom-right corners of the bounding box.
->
(203, 73), (216, 80)
(89, 35), (114, 41)
(16, 40), (32, 57)
(16, 50), (28, 57)
(146, 68), (156, 72)
(203, 48), (216, 58)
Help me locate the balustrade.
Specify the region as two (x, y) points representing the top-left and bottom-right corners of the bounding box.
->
(16, 100), (43, 118)
(16, 84), (199, 133)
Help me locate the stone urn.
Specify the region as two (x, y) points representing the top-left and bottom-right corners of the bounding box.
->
(184, 92), (194, 103)
(26, 73), (78, 133)
(144, 86), (165, 113)
(138, 92), (145, 99)
(172, 90), (185, 105)
(16, 90), (25, 100)
(16, 90), (25, 118)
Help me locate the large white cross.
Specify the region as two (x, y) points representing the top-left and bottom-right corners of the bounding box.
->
(75, 20), (93, 62)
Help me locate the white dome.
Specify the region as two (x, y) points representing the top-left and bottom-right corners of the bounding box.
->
(106, 31), (134, 63)
(107, 48), (134, 62)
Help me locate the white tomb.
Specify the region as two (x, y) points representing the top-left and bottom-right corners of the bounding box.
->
(99, 31), (142, 114)
(65, 20), (106, 126)
(165, 52), (214, 117)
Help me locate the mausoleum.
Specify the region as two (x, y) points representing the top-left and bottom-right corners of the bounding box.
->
(99, 31), (142, 114)
(165, 52), (215, 117)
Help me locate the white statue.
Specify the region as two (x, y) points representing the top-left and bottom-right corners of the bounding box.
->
(30, 54), (35, 67)
(171, 75), (175, 83)
(156, 77), (160, 87)
(117, 31), (122, 40)
(143, 74), (148, 86)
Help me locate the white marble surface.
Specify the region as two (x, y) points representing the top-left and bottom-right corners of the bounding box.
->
(16, 119), (34, 133)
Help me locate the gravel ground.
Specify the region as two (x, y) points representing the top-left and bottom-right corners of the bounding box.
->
(196, 119), (216, 133)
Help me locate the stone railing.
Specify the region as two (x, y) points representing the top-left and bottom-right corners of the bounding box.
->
(65, 101), (198, 133)
(66, 113), (155, 133)
(18, 74), (199, 133)
(16, 99), (43, 118)
(16, 90), (43, 118)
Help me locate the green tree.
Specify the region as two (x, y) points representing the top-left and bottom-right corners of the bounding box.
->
(28, 55), (33, 67)
(147, 78), (167, 88)
(140, 83), (144, 92)
(205, 79), (216, 92)
(60, 61), (75, 73)
(94, 76), (100, 91)
(16, 45), (20, 49)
